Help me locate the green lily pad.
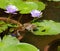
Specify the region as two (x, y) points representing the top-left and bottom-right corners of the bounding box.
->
(32, 20), (60, 35)
(0, 0), (22, 9)
(19, 1), (45, 14)
(0, 0), (8, 9)
(3, 43), (39, 51)
(36, 2), (45, 11)
(17, 43), (39, 51)
(0, 35), (39, 51)
(4, 45), (18, 51)
(0, 0), (45, 14)
(3, 35), (19, 46)
(19, 2), (38, 14)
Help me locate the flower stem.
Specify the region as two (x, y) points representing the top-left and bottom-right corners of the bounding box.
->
(18, 15), (23, 22)
(30, 17), (39, 23)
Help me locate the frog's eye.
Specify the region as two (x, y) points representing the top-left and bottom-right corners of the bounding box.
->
(33, 28), (38, 31)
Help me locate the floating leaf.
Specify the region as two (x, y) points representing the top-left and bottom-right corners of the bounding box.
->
(19, 1), (45, 14)
(19, 2), (38, 14)
(32, 20), (60, 35)
(4, 45), (17, 51)
(3, 43), (39, 51)
(36, 2), (45, 11)
(0, 0), (22, 9)
(17, 43), (39, 51)
(0, 0), (8, 9)
(0, 35), (38, 51)
(0, 0), (45, 14)
(3, 35), (19, 46)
